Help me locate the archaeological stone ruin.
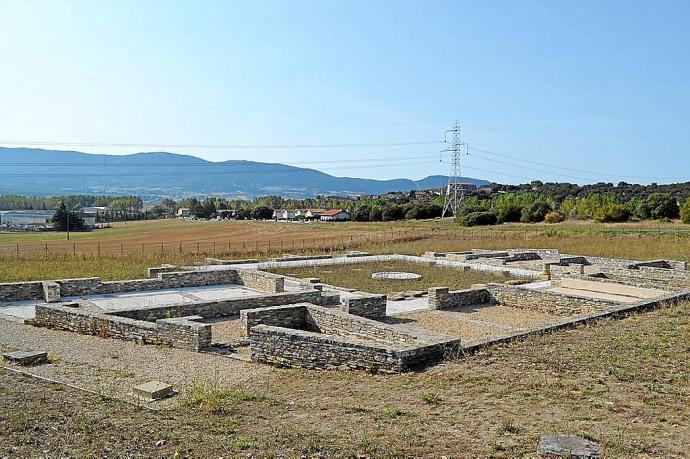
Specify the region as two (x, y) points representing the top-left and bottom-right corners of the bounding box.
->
(0, 249), (688, 373)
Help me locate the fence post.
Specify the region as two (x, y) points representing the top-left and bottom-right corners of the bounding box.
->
(97, 242), (100, 257)
(45, 243), (48, 256)
(16, 243), (19, 257)
(141, 243), (144, 255)
(213, 242), (216, 256)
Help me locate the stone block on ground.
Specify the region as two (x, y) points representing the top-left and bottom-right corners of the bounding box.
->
(2, 350), (49, 366)
(133, 381), (175, 401)
(42, 281), (60, 303)
(537, 435), (600, 458)
(303, 277), (321, 284)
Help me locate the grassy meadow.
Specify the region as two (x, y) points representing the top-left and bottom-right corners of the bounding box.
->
(270, 260), (522, 294)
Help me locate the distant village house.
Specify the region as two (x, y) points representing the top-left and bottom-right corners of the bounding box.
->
(320, 209), (351, 222)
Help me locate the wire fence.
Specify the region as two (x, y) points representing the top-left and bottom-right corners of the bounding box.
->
(1, 225), (688, 259)
(0, 228), (432, 258)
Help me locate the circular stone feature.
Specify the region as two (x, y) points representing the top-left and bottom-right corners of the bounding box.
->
(371, 272), (422, 281)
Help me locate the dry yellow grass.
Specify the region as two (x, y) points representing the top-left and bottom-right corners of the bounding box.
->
(0, 220), (688, 282)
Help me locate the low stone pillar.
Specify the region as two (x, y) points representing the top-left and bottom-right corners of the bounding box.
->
(148, 264), (176, 278)
(42, 281), (60, 303)
(428, 287), (449, 310)
(540, 263), (553, 280)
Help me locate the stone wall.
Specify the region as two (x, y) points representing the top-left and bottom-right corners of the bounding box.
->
(240, 304), (307, 335)
(428, 287), (490, 310)
(248, 318), (460, 374)
(236, 269), (285, 293)
(306, 305), (416, 344)
(339, 294), (387, 319)
(249, 325), (407, 373)
(485, 283), (617, 315)
(0, 268), (268, 303)
(32, 303), (211, 351)
(629, 260), (688, 270)
(113, 290), (322, 321)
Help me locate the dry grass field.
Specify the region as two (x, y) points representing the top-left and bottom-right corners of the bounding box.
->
(0, 218), (688, 282)
(1, 301), (688, 457)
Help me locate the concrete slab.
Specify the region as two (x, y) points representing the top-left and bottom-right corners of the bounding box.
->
(545, 287), (643, 303)
(0, 303), (36, 321)
(63, 284), (261, 313)
(386, 297), (428, 315)
(559, 278), (667, 299)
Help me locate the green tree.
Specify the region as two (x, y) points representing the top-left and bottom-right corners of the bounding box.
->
(459, 211), (497, 227)
(680, 198), (690, 224)
(593, 204), (631, 223)
(51, 200), (84, 231)
(353, 205), (371, 222)
(647, 193), (680, 219)
(251, 205), (274, 220)
(369, 206), (383, 222)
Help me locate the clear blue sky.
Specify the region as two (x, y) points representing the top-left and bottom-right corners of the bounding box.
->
(1, 0), (689, 184)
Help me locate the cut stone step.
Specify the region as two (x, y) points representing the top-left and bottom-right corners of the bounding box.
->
(2, 350), (49, 366)
(132, 381), (175, 402)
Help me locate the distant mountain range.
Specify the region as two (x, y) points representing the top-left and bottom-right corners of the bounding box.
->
(0, 147), (488, 200)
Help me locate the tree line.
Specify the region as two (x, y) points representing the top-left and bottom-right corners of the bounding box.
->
(457, 191), (690, 226)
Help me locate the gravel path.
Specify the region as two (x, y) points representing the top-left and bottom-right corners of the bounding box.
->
(0, 319), (272, 408)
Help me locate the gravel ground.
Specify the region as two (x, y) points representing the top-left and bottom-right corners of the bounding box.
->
(394, 305), (560, 341)
(202, 317), (247, 342)
(458, 304), (561, 328)
(0, 319), (272, 409)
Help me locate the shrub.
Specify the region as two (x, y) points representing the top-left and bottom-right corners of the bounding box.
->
(495, 204), (523, 223)
(382, 205), (405, 221)
(250, 205), (274, 220)
(520, 201), (552, 223)
(368, 206), (383, 222)
(593, 204), (631, 223)
(544, 211), (563, 224)
(460, 211), (497, 227)
(647, 193), (679, 219)
(352, 205), (371, 222)
(404, 203), (442, 220)
(681, 198), (690, 224)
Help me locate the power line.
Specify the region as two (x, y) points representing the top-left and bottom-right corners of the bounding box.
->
(0, 155), (431, 167)
(468, 146), (686, 182)
(0, 160), (439, 177)
(0, 140), (441, 149)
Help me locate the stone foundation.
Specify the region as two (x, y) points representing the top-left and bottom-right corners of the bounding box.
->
(428, 287), (490, 310)
(339, 294), (387, 319)
(245, 304), (460, 373)
(33, 303), (211, 351)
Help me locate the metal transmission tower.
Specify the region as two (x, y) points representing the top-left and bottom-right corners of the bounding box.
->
(441, 122), (469, 217)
